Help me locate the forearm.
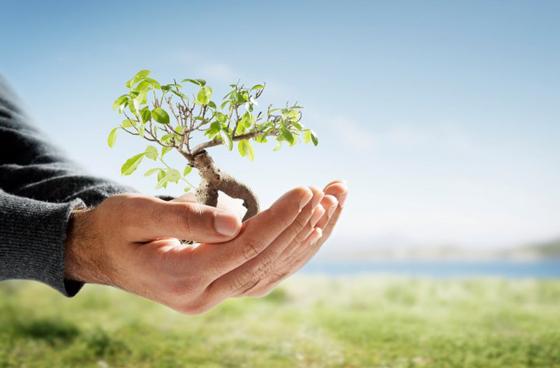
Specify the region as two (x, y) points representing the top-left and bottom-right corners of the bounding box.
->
(0, 77), (133, 295)
(0, 190), (85, 296)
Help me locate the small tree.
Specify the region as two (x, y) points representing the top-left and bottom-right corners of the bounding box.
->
(108, 70), (318, 220)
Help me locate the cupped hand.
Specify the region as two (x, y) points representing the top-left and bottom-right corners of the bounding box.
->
(238, 180), (348, 297)
(64, 185), (336, 314)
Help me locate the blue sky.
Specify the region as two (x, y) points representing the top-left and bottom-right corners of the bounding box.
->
(1, 0), (559, 251)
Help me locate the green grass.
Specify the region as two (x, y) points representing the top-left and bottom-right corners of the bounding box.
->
(1, 277), (559, 368)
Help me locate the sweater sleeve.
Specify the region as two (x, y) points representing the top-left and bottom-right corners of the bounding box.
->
(0, 76), (134, 296)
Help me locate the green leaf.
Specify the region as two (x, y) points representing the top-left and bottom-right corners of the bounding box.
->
(121, 119), (135, 128)
(238, 139), (254, 160)
(152, 107), (170, 124)
(166, 168), (181, 183)
(140, 108), (151, 123)
(303, 130), (312, 144)
(134, 91), (148, 108)
(292, 121), (303, 131)
(215, 112), (227, 123)
(156, 168), (181, 189)
(161, 134), (174, 145)
(145, 146), (158, 160)
(310, 130), (319, 146)
(205, 121), (221, 139)
(251, 84), (265, 91)
(183, 165), (192, 176)
(220, 130), (233, 151)
(196, 86), (213, 105)
(126, 69), (151, 88)
(135, 80), (152, 93)
(281, 127), (296, 145)
(182, 78), (206, 86)
(143, 77), (161, 89)
(107, 127), (118, 148)
(128, 97), (138, 115)
(161, 146), (172, 157)
(112, 95), (128, 110)
(255, 134), (268, 143)
(236, 111), (254, 134)
(184, 187), (191, 192)
(144, 168), (163, 177)
(238, 140), (247, 157)
(121, 153), (145, 176)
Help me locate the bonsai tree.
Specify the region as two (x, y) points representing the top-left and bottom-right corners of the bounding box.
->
(108, 70), (318, 220)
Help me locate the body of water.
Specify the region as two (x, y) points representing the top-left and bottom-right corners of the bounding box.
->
(302, 260), (560, 278)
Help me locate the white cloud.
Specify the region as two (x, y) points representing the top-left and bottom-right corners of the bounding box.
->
(323, 115), (476, 156)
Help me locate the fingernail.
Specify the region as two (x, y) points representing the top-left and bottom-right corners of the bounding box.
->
(310, 206), (325, 227)
(311, 228), (323, 244)
(214, 213), (240, 236)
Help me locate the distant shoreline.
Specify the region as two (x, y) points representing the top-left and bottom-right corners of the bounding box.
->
(302, 259), (560, 278)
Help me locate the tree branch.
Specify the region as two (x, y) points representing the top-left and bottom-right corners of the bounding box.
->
(191, 130), (275, 155)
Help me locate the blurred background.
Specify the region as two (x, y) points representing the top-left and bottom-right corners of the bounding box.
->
(1, 1), (559, 366)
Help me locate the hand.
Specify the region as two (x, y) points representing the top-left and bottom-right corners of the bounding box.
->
(230, 180), (348, 297)
(64, 186), (327, 314)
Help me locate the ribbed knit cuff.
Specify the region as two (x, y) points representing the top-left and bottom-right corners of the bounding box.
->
(0, 193), (85, 296)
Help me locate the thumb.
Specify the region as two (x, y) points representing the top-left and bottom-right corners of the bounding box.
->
(134, 197), (242, 243)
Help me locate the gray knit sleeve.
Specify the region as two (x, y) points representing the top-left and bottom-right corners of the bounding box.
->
(0, 191), (86, 296)
(0, 76), (133, 296)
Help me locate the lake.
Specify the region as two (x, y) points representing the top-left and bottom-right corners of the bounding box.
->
(302, 260), (560, 278)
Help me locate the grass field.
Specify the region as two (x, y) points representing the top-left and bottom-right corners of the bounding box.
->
(1, 277), (559, 368)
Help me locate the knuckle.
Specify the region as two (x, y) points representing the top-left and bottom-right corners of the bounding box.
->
(175, 204), (193, 234)
(293, 214), (308, 232)
(230, 256), (276, 294)
(242, 238), (262, 261)
(178, 203), (213, 235)
(229, 276), (246, 294)
(252, 256), (275, 280)
(239, 279), (261, 295)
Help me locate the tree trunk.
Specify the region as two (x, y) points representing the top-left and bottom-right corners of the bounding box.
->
(189, 150), (259, 221)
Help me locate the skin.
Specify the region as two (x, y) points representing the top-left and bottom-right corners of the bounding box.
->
(64, 181), (348, 315)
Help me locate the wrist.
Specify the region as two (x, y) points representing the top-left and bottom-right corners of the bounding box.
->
(64, 208), (112, 285)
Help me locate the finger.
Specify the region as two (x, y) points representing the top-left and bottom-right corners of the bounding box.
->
(192, 186), (314, 278)
(244, 228), (324, 297)
(267, 200), (327, 271)
(203, 187), (323, 298)
(314, 194), (338, 230)
(231, 181), (348, 297)
(324, 181), (348, 208)
(129, 197), (242, 243)
(287, 203), (344, 272)
(237, 202), (325, 296)
(245, 185), (346, 295)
